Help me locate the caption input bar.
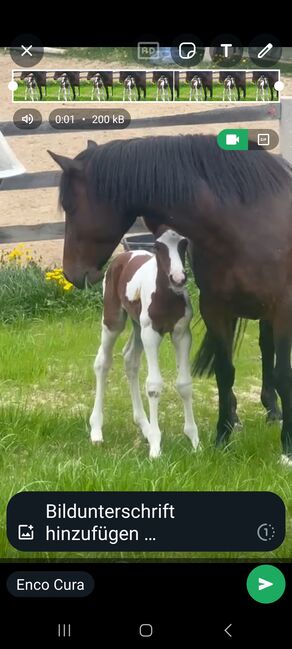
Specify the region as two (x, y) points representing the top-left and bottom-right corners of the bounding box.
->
(6, 491), (285, 552)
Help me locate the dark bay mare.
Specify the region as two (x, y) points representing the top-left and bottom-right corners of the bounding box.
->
(48, 135), (292, 465)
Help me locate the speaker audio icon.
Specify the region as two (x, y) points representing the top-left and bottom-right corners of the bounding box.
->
(21, 113), (34, 125)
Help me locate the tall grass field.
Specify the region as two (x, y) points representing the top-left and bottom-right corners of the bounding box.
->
(0, 248), (291, 560)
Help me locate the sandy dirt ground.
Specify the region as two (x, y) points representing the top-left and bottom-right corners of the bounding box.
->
(0, 52), (288, 267)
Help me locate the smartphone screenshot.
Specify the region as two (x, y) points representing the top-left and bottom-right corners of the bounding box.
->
(0, 31), (291, 642)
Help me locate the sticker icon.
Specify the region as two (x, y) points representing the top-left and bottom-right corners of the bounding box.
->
(178, 42), (196, 60)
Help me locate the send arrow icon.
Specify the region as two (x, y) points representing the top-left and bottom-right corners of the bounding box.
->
(247, 566), (286, 603)
(258, 577), (273, 591)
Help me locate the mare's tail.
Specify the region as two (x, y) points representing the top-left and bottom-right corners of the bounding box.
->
(192, 318), (247, 377)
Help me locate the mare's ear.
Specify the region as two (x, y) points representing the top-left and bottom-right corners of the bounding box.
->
(143, 217), (161, 236)
(87, 140), (98, 149)
(47, 151), (83, 173)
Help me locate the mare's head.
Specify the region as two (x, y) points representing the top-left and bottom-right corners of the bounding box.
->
(154, 226), (188, 293)
(48, 141), (134, 288)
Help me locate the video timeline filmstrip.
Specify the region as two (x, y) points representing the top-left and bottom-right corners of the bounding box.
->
(11, 70), (281, 103)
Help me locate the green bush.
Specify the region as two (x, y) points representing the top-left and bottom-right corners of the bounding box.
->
(0, 261), (103, 324)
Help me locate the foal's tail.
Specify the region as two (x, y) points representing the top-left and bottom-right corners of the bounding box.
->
(192, 318), (247, 377)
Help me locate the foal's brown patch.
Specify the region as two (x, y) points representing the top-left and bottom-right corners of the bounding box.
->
(149, 285), (187, 335)
(103, 252), (153, 329)
(119, 254), (153, 322)
(103, 248), (187, 335)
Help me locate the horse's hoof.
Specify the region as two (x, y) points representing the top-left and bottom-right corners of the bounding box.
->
(266, 411), (282, 424)
(215, 440), (228, 450)
(149, 448), (161, 459)
(279, 454), (292, 467)
(90, 432), (104, 444)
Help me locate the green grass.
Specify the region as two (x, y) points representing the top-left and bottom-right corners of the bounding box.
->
(63, 47), (137, 63)
(13, 80), (170, 102)
(0, 304), (291, 560)
(176, 82), (276, 102)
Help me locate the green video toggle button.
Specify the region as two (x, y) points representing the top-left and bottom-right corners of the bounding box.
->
(217, 129), (249, 150)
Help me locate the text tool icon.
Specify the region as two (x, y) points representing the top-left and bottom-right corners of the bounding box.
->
(220, 43), (233, 57)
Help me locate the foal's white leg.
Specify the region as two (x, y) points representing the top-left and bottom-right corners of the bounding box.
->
(123, 322), (150, 440)
(141, 325), (163, 458)
(172, 325), (199, 450)
(89, 323), (122, 443)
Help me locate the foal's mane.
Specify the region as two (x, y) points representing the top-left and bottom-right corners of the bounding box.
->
(60, 134), (292, 210)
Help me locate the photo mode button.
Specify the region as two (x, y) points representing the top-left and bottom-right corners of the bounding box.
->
(7, 571), (94, 598)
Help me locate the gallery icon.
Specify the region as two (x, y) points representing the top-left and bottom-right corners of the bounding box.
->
(18, 524), (34, 541)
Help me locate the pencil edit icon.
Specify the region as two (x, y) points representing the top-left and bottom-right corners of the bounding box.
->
(258, 43), (273, 59)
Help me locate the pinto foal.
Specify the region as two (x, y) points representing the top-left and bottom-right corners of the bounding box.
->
(89, 228), (199, 458)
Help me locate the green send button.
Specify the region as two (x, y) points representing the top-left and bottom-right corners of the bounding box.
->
(217, 129), (249, 150)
